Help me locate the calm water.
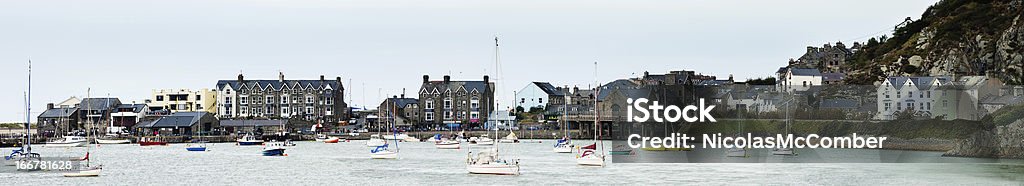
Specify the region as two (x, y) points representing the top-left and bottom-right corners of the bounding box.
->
(2, 140), (1023, 185)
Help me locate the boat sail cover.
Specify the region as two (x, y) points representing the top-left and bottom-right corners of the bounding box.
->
(504, 132), (517, 140)
(370, 144), (389, 153)
(581, 143), (596, 150)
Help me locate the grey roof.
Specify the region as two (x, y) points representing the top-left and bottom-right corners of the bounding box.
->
(789, 68), (822, 76)
(602, 79), (639, 90)
(79, 98), (121, 110)
(729, 92), (757, 100)
(886, 76), (952, 90)
(697, 80), (731, 86)
(117, 104), (147, 113)
(216, 79), (342, 91)
(533, 82), (565, 96)
(220, 119), (288, 127)
(387, 98), (419, 109)
(38, 107), (78, 118)
(420, 79), (491, 94)
(137, 112), (208, 128)
(819, 99), (859, 109)
(822, 73), (845, 82)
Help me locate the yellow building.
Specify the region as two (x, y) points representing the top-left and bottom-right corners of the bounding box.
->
(147, 89), (217, 114)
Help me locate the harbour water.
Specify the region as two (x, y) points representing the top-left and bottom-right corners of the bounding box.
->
(2, 140), (1023, 185)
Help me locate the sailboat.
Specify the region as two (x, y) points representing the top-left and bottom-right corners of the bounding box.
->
(553, 94), (574, 153)
(64, 89), (102, 177)
(498, 131), (519, 143)
(370, 99), (399, 159)
(725, 123), (749, 157)
(96, 94), (130, 144)
(49, 88), (93, 148)
(576, 62), (605, 167)
(5, 69), (42, 166)
(434, 126), (461, 149)
(772, 95), (797, 156)
(467, 36), (520, 175)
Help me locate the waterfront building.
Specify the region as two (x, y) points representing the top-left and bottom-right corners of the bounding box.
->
(377, 94), (420, 130)
(109, 103), (149, 134)
(932, 76), (1004, 120)
(78, 98), (121, 128)
(875, 76), (951, 120)
(135, 112), (219, 136)
(215, 73), (349, 127)
(37, 104), (79, 137)
(485, 110), (516, 130)
(874, 76), (1005, 121)
(146, 89), (217, 114)
(514, 82), (564, 112)
(417, 74), (493, 130)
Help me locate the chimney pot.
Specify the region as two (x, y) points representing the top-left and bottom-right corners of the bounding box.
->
(444, 75), (451, 83)
(320, 75), (325, 81)
(483, 75), (489, 83)
(423, 75), (430, 83)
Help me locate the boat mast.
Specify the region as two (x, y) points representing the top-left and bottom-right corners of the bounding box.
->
(594, 61), (602, 154)
(24, 60), (32, 151)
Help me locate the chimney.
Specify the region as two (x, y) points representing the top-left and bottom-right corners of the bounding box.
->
(444, 75), (450, 83)
(401, 88), (406, 98)
(237, 73), (244, 82)
(483, 75), (489, 83)
(393, 95), (398, 99)
(573, 86), (579, 93)
(320, 75), (325, 81)
(644, 71), (649, 77)
(728, 74), (734, 82)
(47, 103), (54, 110)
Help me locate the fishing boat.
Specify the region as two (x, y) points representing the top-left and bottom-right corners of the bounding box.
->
(467, 36), (520, 175)
(498, 131), (519, 143)
(365, 134), (387, 147)
(236, 133), (264, 146)
(95, 138), (131, 144)
(45, 136), (88, 147)
(262, 142), (287, 156)
(139, 137), (168, 146)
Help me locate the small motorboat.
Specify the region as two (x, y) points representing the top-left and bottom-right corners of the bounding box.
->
(315, 134), (328, 142)
(262, 142), (286, 156)
(95, 138), (131, 144)
(435, 140), (461, 149)
(46, 136), (88, 147)
(324, 137), (340, 143)
(236, 134), (264, 146)
(402, 136), (420, 142)
(138, 137), (168, 146)
(475, 134), (494, 146)
(185, 143), (207, 152)
(63, 166), (102, 177)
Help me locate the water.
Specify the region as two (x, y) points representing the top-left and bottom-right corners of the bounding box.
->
(2, 140), (1023, 185)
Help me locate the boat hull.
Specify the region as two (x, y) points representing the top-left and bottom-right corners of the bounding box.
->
(370, 151), (398, 159)
(324, 138), (340, 143)
(467, 164), (520, 175)
(237, 141), (264, 146)
(186, 147), (207, 151)
(95, 139), (131, 144)
(576, 156), (606, 166)
(262, 149), (286, 156)
(553, 145), (574, 153)
(139, 141), (168, 146)
(63, 167), (101, 177)
(45, 141), (87, 147)
(498, 139), (519, 143)
(435, 142), (460, 149)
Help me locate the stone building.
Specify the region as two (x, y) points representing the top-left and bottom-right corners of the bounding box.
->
(377, 94), (420, 130)
(418, 75), (493, 130)
(793, 42), (855, 73)
(215, 73), (348, 126)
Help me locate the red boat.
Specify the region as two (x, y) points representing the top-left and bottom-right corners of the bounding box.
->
(139, 137), (168, 146)
(324, 137), (340, 143)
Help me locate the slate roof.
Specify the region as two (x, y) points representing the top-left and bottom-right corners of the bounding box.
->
(220, 119), (288, 127)
(38, 108), (78, 118)
(789, 68), (822, 76)
(387, 98), (420, 109)
(533, 82), (565, 96)
(822, 73), (845, 82)
(117, 104), (147, 113)
(216, 79), (342, 91)
(886, 76), (953, 90)
(79, 98), (121, 110)
(136, 112), (209, 128)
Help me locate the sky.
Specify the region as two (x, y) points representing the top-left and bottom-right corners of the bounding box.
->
(0, 0), (940, 122)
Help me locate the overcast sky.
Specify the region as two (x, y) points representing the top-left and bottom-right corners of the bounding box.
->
(0, 0), (939, 122)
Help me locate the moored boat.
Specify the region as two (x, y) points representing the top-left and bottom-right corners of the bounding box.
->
(185, 143), (207, 152)
(262, 142), (287, 156)
(46, 136), (88, 147)
(139, 137), (168, 146)
(365, 134), (386, 147)
(236, 134), (264, 146)
(95, 138), (131, 144)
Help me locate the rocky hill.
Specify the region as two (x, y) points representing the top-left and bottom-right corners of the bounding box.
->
(844, 0), (1024, 85)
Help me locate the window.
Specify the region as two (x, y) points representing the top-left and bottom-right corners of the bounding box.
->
(896, 92), (901, 98)
(224, 97), (232, 105)
(458, 112), (465, 119)
(425, 112), (434, 121)
(908, 91), (913, 98)
(943, 100), (948, 107)
(240, 106), (248, 115)
(539, 98), (543, 103)
(266, 106), (274, 114)
(897, 102), (902, 110)
(306, 96), (314, 104)
(906, 103), (913, 110)
(471, 97), (480, 109)
(281, 95), (288, 104)
(919, 103), (924, 110)
(156, 95), (164, 101)
(196, 95), (202, 101)
(326, 106), (332, 114)
(282, 107), (289, 115)
(240, 96), (248, 104)
(425, 99), (434, 109)
(926, 91), (931, 98)
(444, 111), (453, 119)
(326, 97), (334, 105)
(266, 95), (274, 104)
(226, 90), (232, 95)
(470, 111), (479, 119)
(306, 106), (313, 114)
(926, 102), (931, 110)
(884, 103), (890, 111)
(444, 98), (452, 109)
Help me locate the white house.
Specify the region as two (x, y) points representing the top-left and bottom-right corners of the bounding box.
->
(777, 67), (823, 92)
(514, 82), (563, 112)
(875, 76), (951, 120)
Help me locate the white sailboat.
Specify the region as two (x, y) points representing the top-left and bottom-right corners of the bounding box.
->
(45, 136), (88, 147)
(474, 134), (494, 146)
(65, 88), (102, 177)
(467, 36), (520, 175)
(5, 73), (42, 166)
(773, 95), (797, 156)
(553, 92), (574, 153)
(370, 99), (399, 159)
(576, 62), (605, 167)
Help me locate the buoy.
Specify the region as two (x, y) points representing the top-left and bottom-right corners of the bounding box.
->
(284, 154), (288, 156)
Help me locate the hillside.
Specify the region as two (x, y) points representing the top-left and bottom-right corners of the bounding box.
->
(844, 0), (1024, 85)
